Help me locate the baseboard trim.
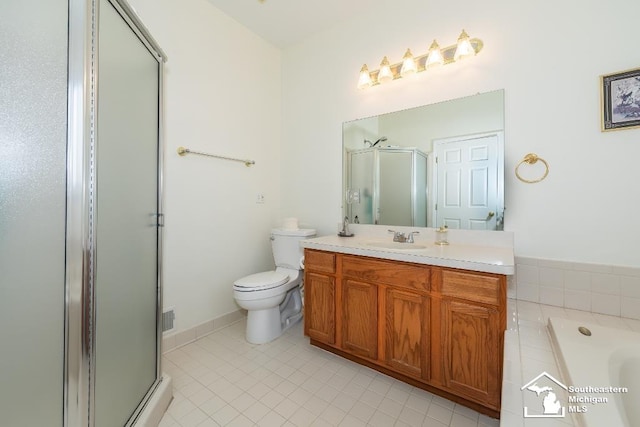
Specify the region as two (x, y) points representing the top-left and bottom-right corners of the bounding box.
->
(162, 309), (247, 353)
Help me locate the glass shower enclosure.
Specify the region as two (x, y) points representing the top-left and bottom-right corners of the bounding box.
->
(345, 147), (428, 226)
(1, 0), (168, 425)
(93, 1), (164, 425)
(68, 0), (168, 425)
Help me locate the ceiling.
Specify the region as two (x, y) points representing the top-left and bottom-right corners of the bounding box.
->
(205, 0), (383, 48)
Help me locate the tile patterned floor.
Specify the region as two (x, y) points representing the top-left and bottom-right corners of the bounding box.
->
(159, 319), (500, 427)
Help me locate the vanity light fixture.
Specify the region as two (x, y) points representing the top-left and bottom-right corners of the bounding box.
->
(357, 29), (483, 89)
(453, 29), (474, 60)
(377, 56), (394, 84)
(425, 40), (444, 68)
(400, 49), (417, 77)
(358, 64), (373, 89)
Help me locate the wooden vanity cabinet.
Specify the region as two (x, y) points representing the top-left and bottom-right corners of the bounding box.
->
(385, 288), (430, 380)
(303, 250), (337, 345)
(303, 249), (506, 418)
(439, 299), (501, 408)
(436, 269), (504, 409)
(341, 278), (378, 359)
(340, 255), (429, 362)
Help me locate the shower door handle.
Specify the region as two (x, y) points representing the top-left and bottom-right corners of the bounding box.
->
(153, 213), (164, 227)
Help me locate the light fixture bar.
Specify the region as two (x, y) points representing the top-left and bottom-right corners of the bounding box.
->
(357, 33), (483, 89)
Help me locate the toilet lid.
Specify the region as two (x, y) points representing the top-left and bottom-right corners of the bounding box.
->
(234, 271), (289, 291)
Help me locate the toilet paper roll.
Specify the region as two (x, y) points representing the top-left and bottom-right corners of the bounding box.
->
(282, 217), (299, 230)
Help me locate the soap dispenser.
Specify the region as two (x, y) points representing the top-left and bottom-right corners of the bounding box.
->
(435, 225), (449, 245)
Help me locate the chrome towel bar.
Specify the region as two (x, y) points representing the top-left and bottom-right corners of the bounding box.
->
(177, 146), (255, 167)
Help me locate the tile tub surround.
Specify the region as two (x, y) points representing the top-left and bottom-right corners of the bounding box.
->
(301, 224), (515, 275)
(514, 257), (640, 319)
(501, 299), (640, 427)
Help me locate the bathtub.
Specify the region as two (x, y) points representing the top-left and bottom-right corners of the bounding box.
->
(548, 317), (640, 427)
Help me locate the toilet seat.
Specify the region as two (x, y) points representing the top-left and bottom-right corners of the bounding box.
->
(233, 271), (289, 292)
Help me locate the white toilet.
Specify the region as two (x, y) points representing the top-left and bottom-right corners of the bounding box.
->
(233, 228), (316, 344)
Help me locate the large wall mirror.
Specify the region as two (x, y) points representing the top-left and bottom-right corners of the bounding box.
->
(343, 89), (505, 230)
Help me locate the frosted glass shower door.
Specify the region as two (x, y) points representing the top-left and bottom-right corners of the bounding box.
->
(378, 150), (413, 226)
(94, 1), (161, 425)
(0, 1), (68, 425)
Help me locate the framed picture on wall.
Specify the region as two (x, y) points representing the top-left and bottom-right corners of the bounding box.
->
(601, 67), (640, 131)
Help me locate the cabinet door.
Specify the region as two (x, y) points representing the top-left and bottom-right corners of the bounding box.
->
(385, 289), (429, 380)
(304, 272), (335, 344)
(342, 279), (378, 359)
(440, 299), (501, 408)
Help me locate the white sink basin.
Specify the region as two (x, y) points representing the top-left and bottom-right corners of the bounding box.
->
(365, 241), (428, 250)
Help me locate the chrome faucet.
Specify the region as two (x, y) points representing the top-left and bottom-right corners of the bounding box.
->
(388, 230), (420, 243)
(389, 230), (406, 242)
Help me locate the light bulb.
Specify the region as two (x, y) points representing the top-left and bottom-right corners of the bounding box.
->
(377, 56), (394, 84)
(454, 29), (475, 61)
(357, 64), (372, 89)
(400, 49), (417, 77)
(425, 39), (444, 68)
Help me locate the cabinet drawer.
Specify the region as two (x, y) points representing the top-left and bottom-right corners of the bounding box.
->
(440, 269), (502, 306)
(342, 256), (429, 292)
(304, 250), (336, 274)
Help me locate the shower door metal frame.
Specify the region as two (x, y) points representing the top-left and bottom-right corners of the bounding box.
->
(65, 0), (167, 426)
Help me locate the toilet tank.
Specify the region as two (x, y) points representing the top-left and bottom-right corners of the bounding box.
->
(271, 228), (316, 269)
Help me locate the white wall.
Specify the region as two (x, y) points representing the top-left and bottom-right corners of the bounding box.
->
(130, 0), (283, 332)
(281, 0), (640, 267)
(129, 0), (639, 334)
(377, 90), (504, 152)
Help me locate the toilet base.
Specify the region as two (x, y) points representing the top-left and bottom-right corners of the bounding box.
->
(245, 287), (302, 344)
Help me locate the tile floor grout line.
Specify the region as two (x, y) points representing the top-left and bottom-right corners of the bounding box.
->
(159, 319), (500, 427)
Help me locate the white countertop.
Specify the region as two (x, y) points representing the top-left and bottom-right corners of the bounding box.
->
(300, 232), (515, 275)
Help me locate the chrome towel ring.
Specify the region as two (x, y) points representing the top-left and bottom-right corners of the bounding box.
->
(515, 153), (549, 183)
